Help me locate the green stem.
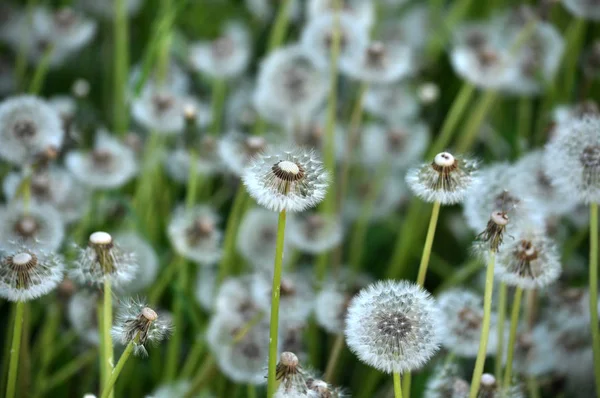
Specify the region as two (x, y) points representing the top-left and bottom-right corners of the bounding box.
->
(323, 334), (345, 382)
(218, 187), (247, 284)
(456, 90), (497, 153)
(386, 200), (427, 279)
(427, 83), (475, 158)
(210, 79), (227, 135)
(186, 150), (198, 209)
(148, 255), (178, 305)
(503, 286), (523, 389)
(495, 282), (507, 380)
(527, 377), (540, 398)
(114, 0), (129, 134)
(562, 19), (586, 100)
(97, 301), (106, 391)
(416, 201), (441, 286)
(38, 349), (96, 394)
(28, 45), (54, 95)
(267, 210), (287, 398)
(185, 355), (216, 398)
(402, 373), (411, 398)
(590, 202), (600, 397)
(468, 252), (496, 398)
(247, 384), (257, 398)
(181, 340), (205, 380)
(515, 98), (531, 156)
(6, 301), (24, 398)
(101, 340), (135, 398)
(103, 277), (114, 398)
(267, 0), (293, 51)
(164, 257), (186, 381)
(337, 82), (367, 210)
(393, 372), (403, 398)
(321, 0), (343, 216)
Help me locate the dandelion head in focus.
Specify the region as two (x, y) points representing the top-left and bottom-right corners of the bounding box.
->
(69, 231), (138, 287)
(288, 213), (342, 254)
(276, 352), (305, 395)
(112, 298), (173, 357)
(167, 205), (222, 266)
(424, 364), (470, 398)
(65, 130), (138, 189)
(0, 95), (64, 165)
(344, 280), (441, 374)
(438, 289), (499, 357)
(475, 209), (510, 253)
(0, 202), (65, 252)
(242, 148), (328, 213)
(406, 152), (478, 205)
(0, 242), (64, 302)
(545, 116), (600, 204)
(495, 229), (561, 289)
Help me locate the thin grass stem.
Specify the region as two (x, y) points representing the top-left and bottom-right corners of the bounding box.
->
(416, 201), (441, 286)
(101, 339), (135, 398)
(103, 277), (114, 398)
(503, 286), (523, 389)
(5, 301), (24, 398)
(323, 334), (345, 382)
(590, 202), (600, 396)
(495, 282), (507, 380)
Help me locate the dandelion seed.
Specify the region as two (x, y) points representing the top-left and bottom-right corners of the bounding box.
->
(69, 231), (138, 287)
(167, 205), (222, 266)
(275, 352), (306, 394)
(0, 242), (64, 302)
(0, 95), (63, 165)
(112, 299), (173, 357)
(406, 152), (478, 205)
(65, 130), (137, 189)
(242, 148), (328, 213)
(344, 280), (441, 374)
(545, 116), (600, 204)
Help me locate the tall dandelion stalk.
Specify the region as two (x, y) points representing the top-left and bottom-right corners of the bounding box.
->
(242, 149), (328, 397)
(590, 202), (600, 395)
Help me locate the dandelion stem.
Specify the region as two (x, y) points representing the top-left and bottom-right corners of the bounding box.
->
(101, 339), (135, 398)
(164, 256), (186, 381)
(321, 0), (343, 216)
(386, 199), (427, 279)
(416, 201), (441, 286)
(28, 45), (54, 95)
(469, 251), (496, 398)
(503, 285), (523, 389)
(495, 282), (507, 380)
(562, 19), (586, 100)
(247, 384), (257, 398)
(456, 90), (497, 153)
(218, 187), (248, 285)
(393, 372), (403, 398)
(210, 79), (227, 135)
(427, 83), (475, 158)
(38, 349), (96, 395)
(590, 202), (600, 397)
(103, 277), (114, 398)
(186, 150), (199, 209)
(6, 301), (24, 398)
(97, 301), (106, 390)
(185, 355), (216, 398)
(181, 340), (205, 380)
(402, 373), (411, 398)
(323, 334), (345, 382)
(267, 210), (287, 398)
(114, 0), (129, 135)
(267, 0), (293, 51)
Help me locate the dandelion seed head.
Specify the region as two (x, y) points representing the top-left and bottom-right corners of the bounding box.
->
(0, 243), (64, 302)
(406, 152), (478, 204)
(360, 122), (429, 170)
(68, 290), (100, 346)
(242, 148), (329, 213)
(0, 202), (65, 252)
(364, 83), (420, 124)
(66, 130), (138, 189)
(168, 205), (222, 266)
(496, 229), (561, 289)
(112, 298), (173, 357)
(116, 232), (159, 294)
(0, 95), (64, 165)
(438, 289), (499, 357)
(288, 213), (342, 254)
(218, 132), (272, 177)
(340, 39), (415, 83)
(344, 280), (441, 374)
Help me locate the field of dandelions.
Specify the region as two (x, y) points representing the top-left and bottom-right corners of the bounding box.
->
(1, 0), (600, 397)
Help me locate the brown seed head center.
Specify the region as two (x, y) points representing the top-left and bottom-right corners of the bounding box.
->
(212, 36), (235, 59)
(152, 94), (175, 113)
(272, 160), (305, 182)
(14, 216), (39, 238)
(581, 145), (600, 169)
(366, 41), (387, 68)
(13, 120), (37, 140)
